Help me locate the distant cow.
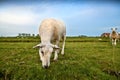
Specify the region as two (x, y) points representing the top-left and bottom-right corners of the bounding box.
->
(33, 18), (66, 69)
(110, 28), (118, 46)
(101, 33), (110, 38)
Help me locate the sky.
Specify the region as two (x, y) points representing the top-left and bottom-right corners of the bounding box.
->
(0, 0), (120, 37)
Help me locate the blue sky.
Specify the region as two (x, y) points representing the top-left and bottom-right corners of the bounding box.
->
(0, 0), (120, 36)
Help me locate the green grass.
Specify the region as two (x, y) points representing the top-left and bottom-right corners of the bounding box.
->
(0, 37), (120, 80)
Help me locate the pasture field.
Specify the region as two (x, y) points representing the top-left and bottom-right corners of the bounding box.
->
(0, 37), (120, 80)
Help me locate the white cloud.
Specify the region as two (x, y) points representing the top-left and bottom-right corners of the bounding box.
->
(0, 6), (37, 25)
(0, 5), (41, 36)
(0, 13), (34, 25)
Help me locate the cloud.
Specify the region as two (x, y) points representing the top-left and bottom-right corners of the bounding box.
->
(0, 13), (35, 25)
(0, 6), (37, 26)
(0, 6), (37, 36)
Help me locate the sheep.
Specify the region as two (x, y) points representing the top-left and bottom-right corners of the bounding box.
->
(110, 28), (118, 46)
(33, 18), (66, 69)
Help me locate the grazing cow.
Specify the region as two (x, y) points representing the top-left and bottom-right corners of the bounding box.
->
(33, 18), (66, 69)
(101, 33), (110, 38)
(110, 28), (118, 46)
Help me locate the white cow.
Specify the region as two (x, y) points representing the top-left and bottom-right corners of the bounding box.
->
(33, 18), (66, 69)
(110, 28), (118, 46)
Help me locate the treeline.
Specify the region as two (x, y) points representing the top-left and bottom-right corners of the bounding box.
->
(17, 33), (39, 38)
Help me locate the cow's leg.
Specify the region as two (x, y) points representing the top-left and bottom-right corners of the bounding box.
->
(39, 50), (42, 61)
(54, 40), (60, 61)
(61, 35), (66, 55)
(114, 39), (116, 45)
(112, 39), (114, 45)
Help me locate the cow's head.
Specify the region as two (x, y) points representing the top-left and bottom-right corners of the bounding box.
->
(33, 43), (60, 69)
(111, 28), (117, 34)
(111, 28), (117, 31)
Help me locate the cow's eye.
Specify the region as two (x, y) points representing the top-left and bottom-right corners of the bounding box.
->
(41, 51), (44, 55)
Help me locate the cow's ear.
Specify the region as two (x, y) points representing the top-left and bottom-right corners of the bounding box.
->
(111, 28), (113, 30)
(50, 44), (60, 49)
(115, 28), (117, 30)
(33, 44), (43, 48)
(53, 45), (60, 49)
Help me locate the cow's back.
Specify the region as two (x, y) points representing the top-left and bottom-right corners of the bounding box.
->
(39, 18), (66, 42)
